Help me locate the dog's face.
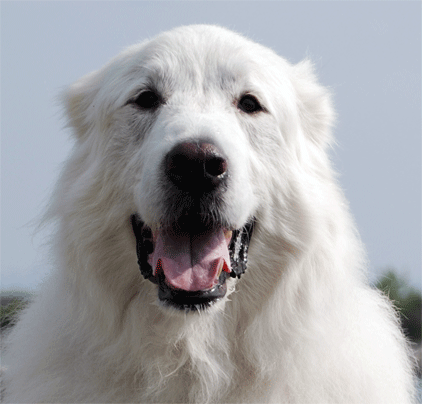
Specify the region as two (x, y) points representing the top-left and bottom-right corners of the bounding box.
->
(62, 25), (333, 312)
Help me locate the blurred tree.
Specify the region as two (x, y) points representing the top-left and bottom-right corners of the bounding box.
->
(0, 298), (28, 330)
(376, 268), (421, 344)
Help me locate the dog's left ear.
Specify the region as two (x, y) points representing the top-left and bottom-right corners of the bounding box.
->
(293, 60), (335, 148)
(61, 70), (102, 140)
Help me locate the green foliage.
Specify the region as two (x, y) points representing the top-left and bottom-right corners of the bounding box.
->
(0, 298), (28, 330)
(376, 269), (422, 343)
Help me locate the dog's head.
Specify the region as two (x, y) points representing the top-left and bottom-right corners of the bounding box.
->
(61, 25), (334, 312)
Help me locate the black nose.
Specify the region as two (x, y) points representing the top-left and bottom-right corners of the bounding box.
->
(165, 141), (228, 193)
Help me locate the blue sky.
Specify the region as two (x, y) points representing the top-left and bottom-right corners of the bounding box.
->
(1, 1), (421, 291)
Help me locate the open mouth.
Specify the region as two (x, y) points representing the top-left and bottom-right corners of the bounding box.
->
(131, 215), (254, 311)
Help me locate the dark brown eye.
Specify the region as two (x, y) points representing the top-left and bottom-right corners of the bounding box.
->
(238, 94), (263, 114)
(133, 90), (162, 110)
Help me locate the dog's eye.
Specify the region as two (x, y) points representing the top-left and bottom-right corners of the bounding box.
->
(132, 90), (162, 110)
(238, 94), (263, 114)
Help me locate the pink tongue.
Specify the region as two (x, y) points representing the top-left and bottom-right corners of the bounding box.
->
(148, 227), (231, 291)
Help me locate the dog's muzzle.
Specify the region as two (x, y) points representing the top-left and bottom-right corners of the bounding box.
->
(131, 140), (254, 311)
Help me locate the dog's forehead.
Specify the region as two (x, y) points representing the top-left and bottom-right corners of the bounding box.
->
(127, 27), (268, 93)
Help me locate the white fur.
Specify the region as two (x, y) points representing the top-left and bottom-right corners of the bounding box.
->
(4, 25), (416, 403)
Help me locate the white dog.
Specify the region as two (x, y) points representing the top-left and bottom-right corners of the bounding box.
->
(4, 25), (415, 403)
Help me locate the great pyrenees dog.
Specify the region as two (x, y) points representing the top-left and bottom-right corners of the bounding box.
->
(4, 25), (415, 403)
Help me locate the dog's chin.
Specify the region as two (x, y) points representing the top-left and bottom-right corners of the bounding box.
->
(131, 215), (254, 313)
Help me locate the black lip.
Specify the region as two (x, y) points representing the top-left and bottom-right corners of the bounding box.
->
(131, 215), (158, 285)
(157, 270), (229, 312)
(131, 215), (255, 311)
(228, 220), (255, 279)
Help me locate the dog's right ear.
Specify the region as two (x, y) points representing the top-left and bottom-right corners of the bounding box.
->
(61, 70), (101, 140)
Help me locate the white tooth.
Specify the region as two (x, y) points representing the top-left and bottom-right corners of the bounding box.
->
(217, 260), (224, 277)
